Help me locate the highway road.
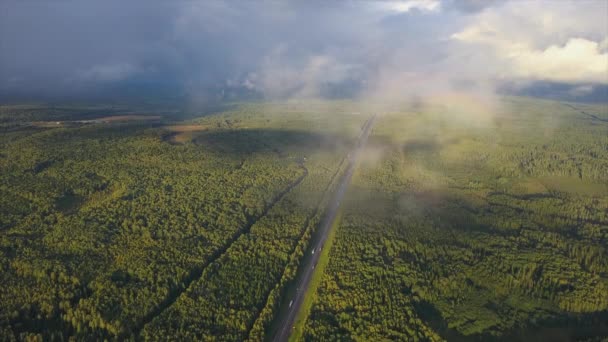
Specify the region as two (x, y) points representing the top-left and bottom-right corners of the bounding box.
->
(272, 114), (377, 342)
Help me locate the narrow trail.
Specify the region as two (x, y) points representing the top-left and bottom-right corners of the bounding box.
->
(130, 163), (309, 338)
(563, 103), (608, 123)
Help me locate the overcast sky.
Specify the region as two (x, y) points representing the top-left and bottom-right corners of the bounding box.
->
(1, 0), (606, 101)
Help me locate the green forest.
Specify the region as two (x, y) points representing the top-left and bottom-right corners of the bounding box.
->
(1, 97), (607, 341)
(0, 101), (367, 340)
(302, 98), (608, 341)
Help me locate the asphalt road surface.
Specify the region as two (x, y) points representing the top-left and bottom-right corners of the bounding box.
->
(272, 114), (377, 342)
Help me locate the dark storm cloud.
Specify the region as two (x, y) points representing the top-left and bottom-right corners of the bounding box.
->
(0, 0), (606, 102)
(0, 1), (458, 100)
(0, 1), (177, 95)
(443, 0), (503, 13)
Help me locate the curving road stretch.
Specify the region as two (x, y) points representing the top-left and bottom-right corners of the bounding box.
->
(272, 114), (377, 342)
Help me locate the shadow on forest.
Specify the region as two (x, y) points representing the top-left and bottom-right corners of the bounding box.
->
(402, 139), (441, 154)
(409, 193), (608, 341)
(415, 299), (608, 342)
(364, 135), (450, 157)
(55, 191), (84, 214)
(188, 128), (353, 157)
(347, 184), (608, 341)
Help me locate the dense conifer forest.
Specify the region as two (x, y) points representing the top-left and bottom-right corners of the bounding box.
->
(0, 102), (367, 340)
(1, 97), (607, 341)
(302, 98), (608, 341)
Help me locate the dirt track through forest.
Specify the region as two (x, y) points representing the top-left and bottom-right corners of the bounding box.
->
(130, 163), (309, 338)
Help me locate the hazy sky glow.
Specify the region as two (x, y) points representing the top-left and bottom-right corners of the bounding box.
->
(1, 0), (606, 101)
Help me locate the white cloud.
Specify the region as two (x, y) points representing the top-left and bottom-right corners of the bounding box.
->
(249, 47), (351, 98)
(78, 63), (139, 82)
(382, 0), (440, 13)
(451, 1), (608, 84)
(600, 37), (608, 53)
(509, 38), (607, 83)
(569, 84), (594, 97)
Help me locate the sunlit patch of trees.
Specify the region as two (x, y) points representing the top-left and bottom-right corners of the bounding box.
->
(0, 103), (368, 340)
(303, 99), (608, 340)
